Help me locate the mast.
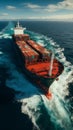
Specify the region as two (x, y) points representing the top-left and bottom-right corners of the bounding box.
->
(49, 53), (54, 76)
(17, 21), (20, 27)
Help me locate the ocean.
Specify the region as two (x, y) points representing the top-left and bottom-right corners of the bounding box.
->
(0, 21), (73, 130)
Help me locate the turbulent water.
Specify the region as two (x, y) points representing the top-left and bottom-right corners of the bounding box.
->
(0, 21), (73, 130)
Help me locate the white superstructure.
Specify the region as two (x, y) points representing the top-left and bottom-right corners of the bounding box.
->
(14, 21), (26, 35)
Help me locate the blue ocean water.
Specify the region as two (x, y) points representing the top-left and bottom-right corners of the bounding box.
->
(0, 21), (73, 130)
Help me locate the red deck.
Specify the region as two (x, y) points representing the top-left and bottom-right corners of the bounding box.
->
(13, 34), (63, 79)
(27, 59), (61, 78)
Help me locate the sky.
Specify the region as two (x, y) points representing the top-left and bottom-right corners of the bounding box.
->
(0, 0), (73, 21)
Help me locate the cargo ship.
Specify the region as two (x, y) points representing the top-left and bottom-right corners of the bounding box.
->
(12, 21), (64, 99)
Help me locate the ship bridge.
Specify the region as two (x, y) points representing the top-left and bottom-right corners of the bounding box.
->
(14, 21), (26, 35)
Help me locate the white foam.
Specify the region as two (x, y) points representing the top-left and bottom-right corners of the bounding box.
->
(0, 33), (12, 39)
(20, 95), (42, 130)
(0, 51), (3, 54)
(2, 34), (12, 39)
(55, 48), (64, 53)
(37, 41), (45, 47)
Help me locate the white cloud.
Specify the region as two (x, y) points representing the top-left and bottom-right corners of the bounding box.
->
(2, 13), (9, 16)
(23, 1), (73, 12)
(24, 3), (41, 9)
(6, 5), (16, 10)
(46, 0), (73, 12)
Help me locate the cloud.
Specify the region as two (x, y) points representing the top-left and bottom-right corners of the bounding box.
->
(6, 5), (16, 10)
(2, 13), (9, 16)
(24, 3), (41, 9)
(46, 0), (73, 12)
(23, 1), (73, 12)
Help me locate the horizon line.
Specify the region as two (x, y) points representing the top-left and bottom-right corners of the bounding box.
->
(0, 19), (73, 22)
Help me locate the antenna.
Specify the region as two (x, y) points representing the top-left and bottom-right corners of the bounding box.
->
(17, 21), (20, 27)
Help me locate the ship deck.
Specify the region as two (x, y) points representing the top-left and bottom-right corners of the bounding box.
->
(26, 59), (63, 78)
(13, 34), (64, 79)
